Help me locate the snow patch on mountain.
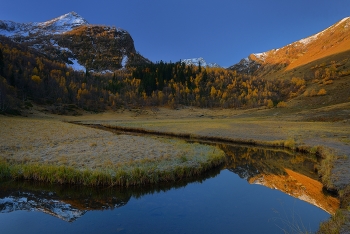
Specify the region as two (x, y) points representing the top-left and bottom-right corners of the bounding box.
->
(36, 12), (88, 33)
(68, 58), (86, 71)
(121, 55), (128, 68)
(0, 11), (88, 37)
(297, 16), (350, 46)
(181, 57), (221, 68)
(252, 52), (267, 61)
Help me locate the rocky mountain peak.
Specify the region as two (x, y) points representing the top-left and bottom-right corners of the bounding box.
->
(36, 11), (89, 33)
(0, 12), (150, 72)
(0, 12), (89, 37)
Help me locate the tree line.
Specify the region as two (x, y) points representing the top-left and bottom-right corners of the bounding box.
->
(0, 37), (306, 114)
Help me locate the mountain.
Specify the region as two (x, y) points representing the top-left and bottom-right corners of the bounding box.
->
(228, 17), (350, 77)
(181, 57), (221, 68)
(0, 12), (88, 37)
(0, 192), (86, 222)
(0, 12), (150, 72)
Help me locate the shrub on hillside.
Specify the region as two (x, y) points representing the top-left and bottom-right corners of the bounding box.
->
(317, 89), (327, 96)
(266, 99), (274, 108)
(309, 89), (318, 97)
(277, 101), (287, 108)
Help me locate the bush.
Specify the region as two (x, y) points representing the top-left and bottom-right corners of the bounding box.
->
(317, 89), (327, 96)
(309, 89), (318, 97)
(31, 75), (41, 84)
(266, 99), (274, 108)
(277, 101), (287, 108)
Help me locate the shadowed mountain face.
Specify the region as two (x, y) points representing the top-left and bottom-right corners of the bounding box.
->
(228, 17), (350, 77)
(0, 12), (150, 72)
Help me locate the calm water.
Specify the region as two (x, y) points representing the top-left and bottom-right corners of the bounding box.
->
(0, 144), (333, 234)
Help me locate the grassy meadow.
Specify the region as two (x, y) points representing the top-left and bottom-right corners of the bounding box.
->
(0, 116), (225, 186)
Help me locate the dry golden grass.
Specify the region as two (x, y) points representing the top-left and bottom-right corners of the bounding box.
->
(68, 105), (350, 188)
(0, 116), (225, 185)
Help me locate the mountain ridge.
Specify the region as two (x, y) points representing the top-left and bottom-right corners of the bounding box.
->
(0, 11), (89, 37)
(228, 16), (350, 76)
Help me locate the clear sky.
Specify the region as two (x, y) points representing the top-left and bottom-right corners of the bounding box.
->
(1, 0), (349, 67)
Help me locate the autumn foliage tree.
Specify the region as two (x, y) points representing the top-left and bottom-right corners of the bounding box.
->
(0, 36), (308, 113)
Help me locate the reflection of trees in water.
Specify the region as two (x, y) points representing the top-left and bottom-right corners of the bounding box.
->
(218, 144), (318, 180)
(0, 144), (320, 221)
(0, 166), (222, 221)
(219, 144), (339, 215)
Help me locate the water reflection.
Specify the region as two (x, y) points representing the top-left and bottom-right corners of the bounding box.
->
(219, 144), (339, 214)
(0, 167), (222, 222)
(0, 144), (339, 224)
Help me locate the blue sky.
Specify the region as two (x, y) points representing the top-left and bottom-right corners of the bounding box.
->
(1, 0), (349, 67)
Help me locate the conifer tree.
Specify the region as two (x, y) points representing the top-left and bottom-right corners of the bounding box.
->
(0, 48), (4, 76)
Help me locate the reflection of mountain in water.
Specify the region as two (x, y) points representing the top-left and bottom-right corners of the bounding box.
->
(0, 165), (221, 222)
(229, 164), (260, 180)
(0, 192), (86, 222)
(0, 144), (339, 220)
(218, 144), (339, 214)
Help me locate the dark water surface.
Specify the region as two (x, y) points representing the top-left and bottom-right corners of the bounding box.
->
(0, 144), (333, 234)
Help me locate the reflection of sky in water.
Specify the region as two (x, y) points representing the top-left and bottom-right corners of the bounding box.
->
(0, 170), (330, 234)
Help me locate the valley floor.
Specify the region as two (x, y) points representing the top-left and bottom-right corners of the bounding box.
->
(1, 103), (350, 231)
(65, 105), (350, 188)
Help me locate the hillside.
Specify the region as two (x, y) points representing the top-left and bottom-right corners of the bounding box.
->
(227, 16), (350, 114)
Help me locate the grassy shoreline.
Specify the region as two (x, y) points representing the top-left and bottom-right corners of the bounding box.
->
(0, 148), (225, 186)
(0, 117), (226, 186)
(85, 121), (349, 233)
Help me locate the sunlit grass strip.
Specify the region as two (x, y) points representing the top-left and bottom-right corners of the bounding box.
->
(100, 124), (297, 149)
(315, 147), (339, 191)
(97, 124), (344, 189)
(0, 147), (225, 186)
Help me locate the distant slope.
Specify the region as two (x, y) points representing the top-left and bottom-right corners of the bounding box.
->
(181, 57), (221, 68)
(229, 17), (350, 77)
